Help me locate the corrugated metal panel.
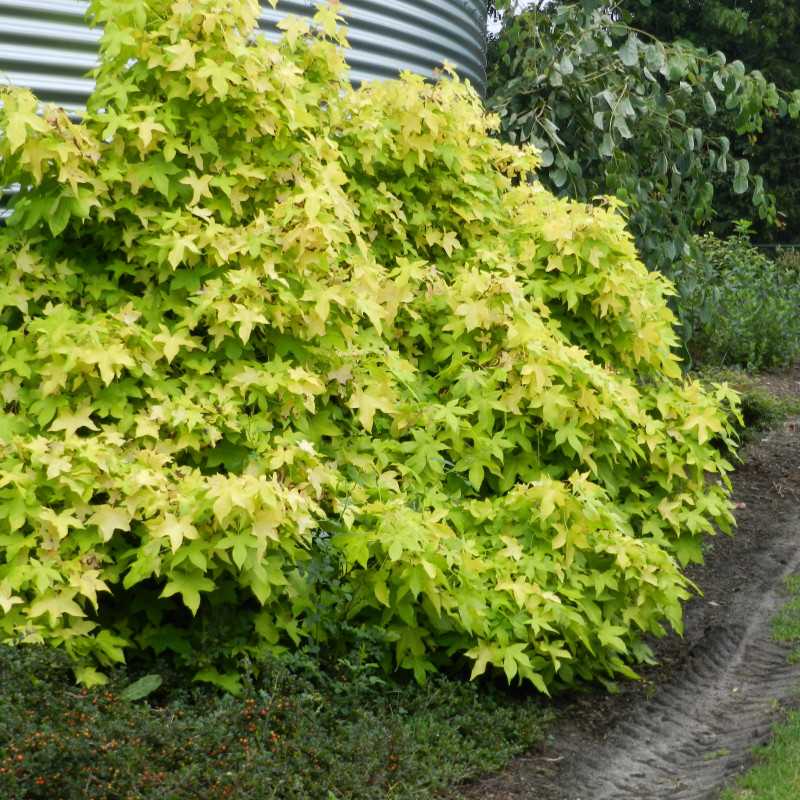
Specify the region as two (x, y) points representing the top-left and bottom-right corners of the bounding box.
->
(0, 0), (487, 109)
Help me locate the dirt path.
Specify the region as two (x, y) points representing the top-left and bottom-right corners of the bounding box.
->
(458, 367), (800, 800)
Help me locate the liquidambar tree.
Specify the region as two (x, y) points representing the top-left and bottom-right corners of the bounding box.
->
(0, 0), (738, 692)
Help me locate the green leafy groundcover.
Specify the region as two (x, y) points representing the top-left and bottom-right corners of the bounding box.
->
(0, 0), (739, 691)
(0, 645), (549, 800)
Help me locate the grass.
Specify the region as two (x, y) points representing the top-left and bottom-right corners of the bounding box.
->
(718, 713), (800, 799)
(0, 644), (550, 800)
(772, 576), (800, 656)
(719, 576), (800, 800)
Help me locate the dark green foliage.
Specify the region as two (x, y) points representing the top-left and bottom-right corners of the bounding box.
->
(486, 3), (800, 282)
(485, 1), (800, 302)
(0, 644), (548, 800)
(720, 116), (800, 245)
(625, 0), (800, 90)
(624, 0), (800, 244)
(680, 229), (800, 370)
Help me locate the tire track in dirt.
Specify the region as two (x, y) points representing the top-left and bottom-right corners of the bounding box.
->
(553, 545), (800, 800)
(458, 410), (800, 800)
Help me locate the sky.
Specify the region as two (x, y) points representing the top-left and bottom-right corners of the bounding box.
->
(487, 1), (541, 35)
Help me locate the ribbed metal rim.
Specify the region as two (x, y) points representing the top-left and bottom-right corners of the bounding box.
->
(0, 0), (487, 108)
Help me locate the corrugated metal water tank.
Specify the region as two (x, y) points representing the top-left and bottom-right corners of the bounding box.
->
(0, 0), (487, 108)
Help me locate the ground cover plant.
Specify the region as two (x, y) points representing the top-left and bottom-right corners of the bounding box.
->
(719, 713), (800, 800)
(0, 0), (740, 693)
(0, 643), (548, 800)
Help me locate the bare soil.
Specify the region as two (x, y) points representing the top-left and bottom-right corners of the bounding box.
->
(456, 363), (800, 800)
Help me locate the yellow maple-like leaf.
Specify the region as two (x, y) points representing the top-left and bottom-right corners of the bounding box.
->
(496, 577), (535, 607)
(167, 232), (200, 268)
(179, 171), (213, 206)
(50, 403), (99, 437)
(70, 569), (111, 609)
(465, 641), (497, 680)
(0, 581), (22, 614)
(152, 513), (199, 553)
(276, 15), (310, 49)
(137, 119), (166, 149)
(499, 535), (523, 561)
(166, 40), (196, 72)
(28, 590), (86, 624)
(252, 507), (282, 543)
(348, 383), (397, 432)
(153, 325), (200, 363)
(89, 506), (132, 543)
(682, 408), (722, 444)
(38, 507), (82, 540)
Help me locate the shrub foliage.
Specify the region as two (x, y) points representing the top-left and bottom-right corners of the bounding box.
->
(681, 229), (800, 370)
(0, 0), (738, 691)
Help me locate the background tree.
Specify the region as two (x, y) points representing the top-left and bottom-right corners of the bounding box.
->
(624, 0), (800, 87)
(485, 2), (800, 339)
(623, 0), (800, 243)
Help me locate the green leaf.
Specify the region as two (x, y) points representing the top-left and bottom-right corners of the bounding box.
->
(674, 535), (704, 566)
(95, 630), (128, 665)
(74, 666), (109, 688)
(160, 572), (216, 615)
(374, 579), (390, 607)
(597, 623), (628, 653)
(613, 116), (632, 139)
(551, 168), (568, 187)
(702, 91), (717, 115)
(120, 674), (163, 702)
(28, 592), (86, 624)
(618, 35), (639, 67)
(593, 111), (605, 131)
(194, 668), (242, 696)
(666, 53), (689, 80)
